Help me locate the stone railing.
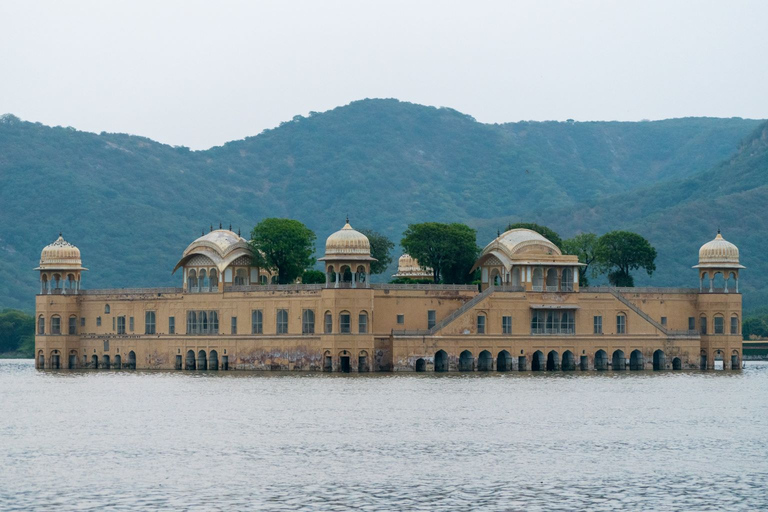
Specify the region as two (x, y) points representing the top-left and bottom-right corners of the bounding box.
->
(81, 287), (183, 296)
(582, 286), (699, 294)
(225, 284), (325, 292)
(371, 284), (478, 291)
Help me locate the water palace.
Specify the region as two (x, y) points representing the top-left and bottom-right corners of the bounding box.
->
(35, 223), (744, 372)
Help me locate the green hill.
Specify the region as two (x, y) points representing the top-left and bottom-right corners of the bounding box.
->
(0, 99), (762, 311)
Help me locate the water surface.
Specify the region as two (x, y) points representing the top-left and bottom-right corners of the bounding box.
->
(2, 360), (767, 511)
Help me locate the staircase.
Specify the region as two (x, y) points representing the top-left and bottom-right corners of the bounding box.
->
(606, 288), (668, 335)
(428, 286), (495, 335)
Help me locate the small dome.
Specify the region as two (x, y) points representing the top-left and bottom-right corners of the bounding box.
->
(37, 234), (86, 270)
(393, 253), (433, 279)
(324, 222), (371, 257)
(697, 231), (742, 268)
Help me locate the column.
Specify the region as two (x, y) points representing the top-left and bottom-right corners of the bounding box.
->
(352, 271), (356, 289)
(335, 270), (340, 288)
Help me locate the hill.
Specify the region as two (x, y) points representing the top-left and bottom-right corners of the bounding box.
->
(0, 99), (762, 311)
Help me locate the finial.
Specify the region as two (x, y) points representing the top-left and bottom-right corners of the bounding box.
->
(210, 224), (213, 232)
(59, 231), (62, 238)
(238, 227), (241, 237)
(497, 228), (500, 237)
(202, 229), (205, 236)
(219, 222), (222, 229)
(346, 214), (349, 224)
(229, 223), (232, 231)
(717, 226), (721, 235)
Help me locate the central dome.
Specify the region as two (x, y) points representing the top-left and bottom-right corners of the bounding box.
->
(696, 231), (743, 268)
(324, 222), (371, 257)
(37, 234), (86, 270)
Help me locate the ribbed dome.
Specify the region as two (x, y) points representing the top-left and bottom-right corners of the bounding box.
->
(324, 222), (371, 256)
(37, 234), (86, 270)
(393, 253), (433, 278)
(698, 231), (740, 266)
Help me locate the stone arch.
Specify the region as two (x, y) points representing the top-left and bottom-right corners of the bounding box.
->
(114, 354), (122, 369)
(630, 349), (644, 371)
(562, 350), (575, 371)
(37, 315), (45, 335)
(731, 350), (740, 370)
(497, 350), (511, 372)
(477, 350), (492, 371)
(459, 350), (474, 371)
(128, 350), (136, 370)
(339, 350), (351, 373)
(712, 272), (725, 291)
(672, 357), (682, 370)
(92, 354), (99, 369)
(532, 350), (545, 371)
(490, 268), (501, 286)
(612, 349), (626, 370)
(532, 268), (544, 290)
(546, 268), (558, 291)
(186, 350), (196, 370)
(546, 350), (560, 371)
(197, 350), (207, 370)
(50, 350), (60, 369)
(37, 350), (45, 369)
(435, 350), (449, 372)
(102, 354), (110, 369)
(653, 349), (665, 371)
(415, 358), (426, 372)
(323, 350), (332, 372)
(595, 350), (608, 371)
(209, 350), (219, 371)
(68, 350), (78, 369)
(358, 350), (369, 372)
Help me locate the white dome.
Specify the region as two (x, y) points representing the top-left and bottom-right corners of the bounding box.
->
(36, 234), (86, 270)
(695, 231), (743, 269)
(324, 222), (371, 257)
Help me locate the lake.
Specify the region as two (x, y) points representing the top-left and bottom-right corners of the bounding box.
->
(1, 360), (767, 511)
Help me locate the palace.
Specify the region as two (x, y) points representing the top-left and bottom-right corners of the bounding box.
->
(34, 223), (744, 372)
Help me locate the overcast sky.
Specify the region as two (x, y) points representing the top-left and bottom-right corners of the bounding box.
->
(1, 0), (766, 149)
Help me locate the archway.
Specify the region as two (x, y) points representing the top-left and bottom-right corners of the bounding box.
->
(532, 268), (544, 290)
(546, 350), (560, 371)
(415, 358), (426, 372)
(128, 351), (136, 370)
(653, 350), (665, 371)
(512, 267), (521, 286)
(91, 354), (99, 369)
(358, 350), (368, 372)
(700, 350), (707, 370)
(497, 350), (511, 372)
(672, 357), (682, 370)
(630, 350), (644, 371)
(546, 269), (558, 291)
(37, 351), (45, 369)
(595, 350), (608, 371)
(197, 350), (207, 370)
(731, 350), (740, 370)
(114, 354), (122, 369)
(323, 350), (332, 372)
(102, 355), (110, 370)
(209, 350), (219, 371)
(186, 350), (196, 370)
(51, 351), (60, 370)
(69, 351), (77, 369)
(562, 351), (575, 371)
(477, 350), (492, 371)
(532, 350), (545, 371)
(714, 350), (724, 371)
(612, 350), (626, 370)
(339, 351), (351, 373)
(459, 350), (474, 371)
(435, 350), (449, 372)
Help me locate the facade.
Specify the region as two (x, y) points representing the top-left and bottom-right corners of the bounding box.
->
(35, 225), (743, 372)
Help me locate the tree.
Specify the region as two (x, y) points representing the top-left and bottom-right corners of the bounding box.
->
(249, 219), (316, 285)
(595, 231), (657, 287)
(0, 309), (34, 356)
(359, 229), (394, 275)
(301, 269), (326, 284)
(562, 233), (599, 286)
(506, 222), (563, 248)
(401, 223), (478, 283)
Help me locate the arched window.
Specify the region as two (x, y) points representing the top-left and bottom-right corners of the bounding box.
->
(532, 268), (544, 291)
(276, 309), (288, 334)
(51, 315), (61, 335)
(546, 269), (558, 291)
(714, 314), (724, 334)
(339, 311), (351, 333)
(200, 311), (208, 333)
(41, 274), (49, 293)
(210, 269), (219, 291)
(68, 315), (77, 335)
(53, 274), (61, 290)
(260, 275), (267, 285)
(252, 310), (263, 334)
(357, 266), (367, 284)
(731, 315), (739, 335)
(358, 311), (368, 334)
(210, 311), (218, 334)
(187, 269), (198, 292)
(302, 309), (315, 334)
(187, 311), (196, 334)
(700, 315), (708, 335)
(324, 311), (332, 333)
(38, 315), (45, 335)
(200, 269), (209, 291)
(235, 269), (247, 286)
(66, 274), (76, 290)
(562, 268), (573, 292)
(476, 313), (486, 334)
(105, 304), (111, 314)
(616, 313), (626, 334)
(512, 267), (521, 287)
(145, 311), (156, 334)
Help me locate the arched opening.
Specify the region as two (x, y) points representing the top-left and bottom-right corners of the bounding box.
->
(235, 268), (247, 286)
(339, 351), (351, 373)
(612, 350), (626, 370)
(186, 350), (196, 370)
(339, 311), (351, 334)
(532, 268), (544, 291)
(546, 350), (560, 371)
(210, 269), (219, 291)
(128, 351), (136, 370)
(562, 350), (575, 371)
(358, 350), (368, 372)
(700, 272), (710, 293)
(595, 350), (608, 371)
(731, 350), (740, 370)
(222, 355), (229, 371)
(199, 269), (208, 292)
(209, 350), (219, 371)
(187, 270), (198, 292)
(69, 350), (77, 369)
(491, 269), (501, 286)
(302, 309), (315, 334)
(532, 350), (545, 371)
(700, 350), (707, 370)
(415, 358), (426, 372)
(92, 354), (99, 369)
(51, 351), (60, 369)
(512, 267), (521, 287)
(341, 266), (353, 284)
(477, 350), (492, 371)
(197, 350), (207, 371)
(731, 315), (740, 335)
(561, 268), (574, 292)
(459, 350), (474, 371)
(358, 311), (368, 334)
(672, 357), (682, 370)
(41, 274), (48, 294)
(712, 272), (725, 292)
(630, 350), (644, 371)
(38, 315), (45, 335)
(323, 350), (332, 372)
(497, 350), (511, 372)
(714, 314), (725, 334)
(52, 273), (61, 290)
(518, 355), (527, 371)
(546, 268), (558, 291)
(653, 350), (665, 371)
(102, 354), (110, 369)
(714, 350), (724, 371)
(435, 350), (449, 372)
(356, 265), (367, 286)
(114, 354), (122, 369)
(37, 351), (45, 369)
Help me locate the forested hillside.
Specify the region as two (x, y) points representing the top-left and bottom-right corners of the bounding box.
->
(0, 99), (763, 311)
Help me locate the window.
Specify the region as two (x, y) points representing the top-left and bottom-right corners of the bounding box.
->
(324, 312), (332, 333)
(117, 316), (126, 335)
(96, 316), (102, 327)
(252, 310), (263, 334)
(210, 312), (219, 333)
(302, 310), (315, 334)
(277, 309), (288, 334)
(661, 317), (667, 327)
(169, 316), (175, 334)
(714, 316), (724, 334)
(231, 316), (237, 334)
(531, 310), (545, 334)
(187, 311), (196, 334)
(700, 316), (707, 335)
(69, 316), (77, 335)
(51, 316), (61, 335)
(235, 269), (247, 286)
(129, 317), (134, 332)
(560, 311), (575, 333)
(502, 316), (512, 334)
(688, 317), (695, 332)
(358, 312), (368, 334)
(593, 315), (603, 334)
(427, 310), (436, 329)
(731, 316), (739, 335)
(104, 304), (110, 314)
(397, 314), (404, 325)
(38, 316), (44, 335)
(340, 312), (351, 333)
(145, 311), (156, 334)
(477, 314), (486, 334)
(616, 314), (626, 334)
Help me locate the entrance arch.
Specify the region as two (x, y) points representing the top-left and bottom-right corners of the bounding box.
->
(197, 350), (207, 370)
(459, 350), (474, 372)
(477, 350), (492, 371)
(595, 350), (608, 371)
(209, 350), (219, 371)
(612, 350), (626, 370)
(358, 350), (368, 373)
(497, 350), (511, 372)
(562, 351), (575, 371)
(102, 355), (110, 370)
(731, 350), (740, 370)
(435, 350), (448, 372)
(114, 354), (122, 369)
(653, 350), (665, 371)
(415, 358), (426, 372)
(128, 351), (136, 370)
(37, 351), (45, 369)
(546, 350), (560, 371)
(339, 351), (351, 373)
(672, 357), (682, 370)
(69, 350), (78, 369)
(532, 350), (545, 371)
(92, 354), (99, 369)
(630, 350), (644, 371)
(186, 350), (196, 370)
(323, 350), (332, 372)
(700, 350), (707, 370)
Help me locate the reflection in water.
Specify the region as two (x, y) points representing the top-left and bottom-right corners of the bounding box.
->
(1, 360), (767, 511)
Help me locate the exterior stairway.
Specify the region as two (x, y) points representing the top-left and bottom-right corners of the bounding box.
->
(428, 286), (495, 335)
(606, 287), (669, 335)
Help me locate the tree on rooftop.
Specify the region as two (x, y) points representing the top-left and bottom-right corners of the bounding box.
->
(249, 219), (316, 285)
(595, 231), (657, 287)
(401, 222), (478, 283)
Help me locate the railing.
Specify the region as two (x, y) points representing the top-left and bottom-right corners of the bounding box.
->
(225, 284), (325, 292)
(583, 286), (699, 294)
(531, 327), (575, 335)
(532, 285), (543, 292)
(372, 284), (478, 291)
(491, 285), (525, 292)
(187, 286), (219, 293)
(81, 287), (183, 295)
(546, 286), (558, 292)
(392, 329), (432, 336)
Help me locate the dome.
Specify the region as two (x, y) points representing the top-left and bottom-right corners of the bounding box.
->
(173, 229), (252, 274)
(490, 228), (561, 256)
(393, 253), (433, 279)
(36, 234), (87, 270)
(324, 222), (371, 257)
(695, 231), (744, 269)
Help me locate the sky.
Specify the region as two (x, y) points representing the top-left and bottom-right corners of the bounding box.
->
(1, 0), (766, 149)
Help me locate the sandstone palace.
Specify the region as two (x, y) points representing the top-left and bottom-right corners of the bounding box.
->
(34, 223), (744, 372)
